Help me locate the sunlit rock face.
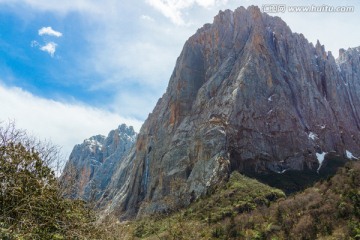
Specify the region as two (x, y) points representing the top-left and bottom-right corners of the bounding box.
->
(64, 5), (360, 219)
(60, 124), (137, 202)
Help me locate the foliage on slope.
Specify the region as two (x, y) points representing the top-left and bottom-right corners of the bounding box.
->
(2, 122), (359, 240)
(110, 161), (360, 240)
(263, 161), (360, 240)
(0, 123), (104, 239)
(121, 172), (286, 239)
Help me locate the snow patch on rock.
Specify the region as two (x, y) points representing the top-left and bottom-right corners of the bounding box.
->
(316, 152), (327, 172)
(346, 150), (359, 160)
(308, 132), (318, 140)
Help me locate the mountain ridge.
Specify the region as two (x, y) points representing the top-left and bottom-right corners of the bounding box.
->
(61, 5), (360, 219)
(60, 124), (137, 202)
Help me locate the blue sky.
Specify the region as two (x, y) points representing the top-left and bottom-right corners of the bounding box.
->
(0, 0), (359, 161)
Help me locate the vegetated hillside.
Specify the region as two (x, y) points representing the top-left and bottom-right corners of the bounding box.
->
(3, 122), (357, 239)
(0, 123), (105, 239)
(103, 160), (360, 240)
(84, 5), (360, 218)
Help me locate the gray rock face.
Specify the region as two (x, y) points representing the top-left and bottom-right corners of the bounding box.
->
(60, 124), (137, 202)
(100, 6), (360, 218)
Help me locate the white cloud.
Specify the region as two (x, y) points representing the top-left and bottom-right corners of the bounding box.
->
(90, 40), (179, 90)
(197, 0), (227, 8)
(140, 15), (155, 22)
(0, 0), (100, 14)
(0, 83), (143, 162)
(30, 40), (39, 47)
(2, 0), (360, 123)
(145, 0), (228, 25)
(146, 0), (187, 25)
(34, 27), (62, 57)
(111, 90), (160, 121)
(38, 26), (63, 37)
(40, 42), (57, 57)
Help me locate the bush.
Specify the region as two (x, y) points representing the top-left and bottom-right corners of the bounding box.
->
(0, 122), (102, 239)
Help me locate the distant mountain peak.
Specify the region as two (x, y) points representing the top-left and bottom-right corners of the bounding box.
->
(60, 123), (137, 201)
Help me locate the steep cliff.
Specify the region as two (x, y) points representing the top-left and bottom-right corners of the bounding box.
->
(96, 6), (360, 218)
(60, 124), (137, 201)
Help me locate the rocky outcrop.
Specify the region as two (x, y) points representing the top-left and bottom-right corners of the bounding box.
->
(86, 6), (360, 218)
(60, 124), (137, 201)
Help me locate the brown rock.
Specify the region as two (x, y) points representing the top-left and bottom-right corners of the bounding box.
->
(94, 6), (360, 218)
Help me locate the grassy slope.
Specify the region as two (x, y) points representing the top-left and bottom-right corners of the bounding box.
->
(100, 161), (360, 240)
(103, 172), (286, 239)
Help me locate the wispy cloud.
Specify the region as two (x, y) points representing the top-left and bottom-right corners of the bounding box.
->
(2, 0), (360, 145)
(0, 0), (100, 14)
(30, 40), (39, 47)
(31, 27), (62, 57)
(145, 0), (186, 25)
(38, 26), (62, 37)
(140, 15), (155, 22)
(0, 83), (142, 159)
(40, 42), (57, 57)
(145, 0), (228, 25)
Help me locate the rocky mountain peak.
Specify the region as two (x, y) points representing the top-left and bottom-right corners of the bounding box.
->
(60, 124), (137, 201)
(62, 6), (360, 219)
(337, 46), (360, 65)
(101, 6), (360, 218)
(118, 123), (136, 136)
(83, 135), (105, 153)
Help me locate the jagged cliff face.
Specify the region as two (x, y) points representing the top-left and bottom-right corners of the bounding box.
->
(60, 124), (137, 201)
(94, 6), (360, 218)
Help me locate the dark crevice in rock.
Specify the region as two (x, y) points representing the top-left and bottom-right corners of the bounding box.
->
(283, 74), (308, 131)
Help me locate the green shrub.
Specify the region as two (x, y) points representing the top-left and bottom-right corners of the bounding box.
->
(0, 123), (102, 239)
